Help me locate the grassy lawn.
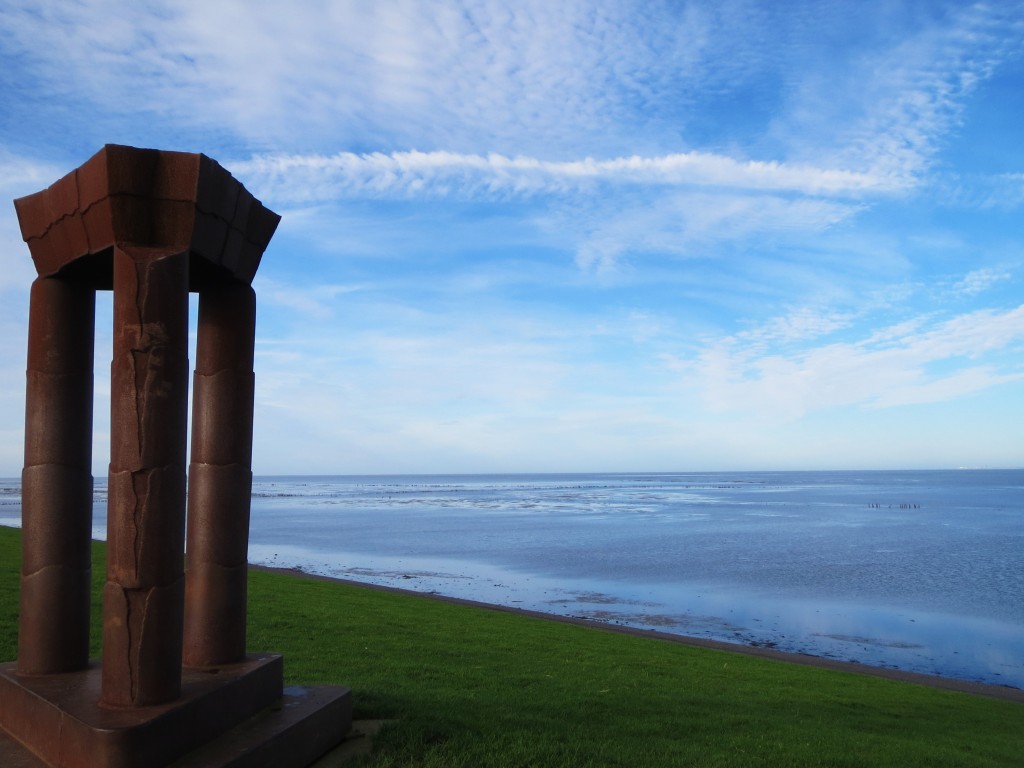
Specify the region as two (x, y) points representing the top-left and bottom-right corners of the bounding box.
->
(1, 526), (1021, 767)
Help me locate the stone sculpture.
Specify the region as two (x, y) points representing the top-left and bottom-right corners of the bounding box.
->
(0, 145), (351, 767)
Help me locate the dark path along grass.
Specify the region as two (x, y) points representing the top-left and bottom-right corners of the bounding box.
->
(1, 526), (1021, 767)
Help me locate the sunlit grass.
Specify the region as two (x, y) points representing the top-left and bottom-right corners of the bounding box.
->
(1, 526), (1021, 767)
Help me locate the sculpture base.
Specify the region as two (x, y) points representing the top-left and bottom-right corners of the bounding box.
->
(0, 655), (352, 768)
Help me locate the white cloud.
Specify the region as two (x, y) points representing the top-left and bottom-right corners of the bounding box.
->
(681, 304), (1024, 420)
(868, 366), (1016, 410)
(0, 150), (63, 194)
(0, 152), (61, 293)
(989, 173), (1024, 209)
(254, 278), (366, 320)
(0, 219), (38, 295)
(227, 148), (883, 277)
(953, 268), (1013, 297)
(928, 172), (1024, 210)
(0, 0), (712, 155)
(230, 149), (897, 206)
(10, 0), (1016, 171)
(2, 1), (1022, 475)
(227, 148), (879, 277)
(738, 307), (857, 347)
(775, 2), (1024, 179)
(567, 190), (863, 273)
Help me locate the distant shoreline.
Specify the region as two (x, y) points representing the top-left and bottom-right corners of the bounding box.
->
(249, 561), (1024, 704)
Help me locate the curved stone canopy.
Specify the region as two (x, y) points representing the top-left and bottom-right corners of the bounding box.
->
(13, 144), (280, 289)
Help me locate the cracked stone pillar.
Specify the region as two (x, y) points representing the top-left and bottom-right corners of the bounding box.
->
(19, 276), (95, 675)
(3, 146), (350, 768)
(102, 245), (190, 707)
(184, 281), (256, 667)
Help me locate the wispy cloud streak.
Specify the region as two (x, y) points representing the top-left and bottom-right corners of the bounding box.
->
(233, 150), (900, 204)
(778, 2), (1024, 179)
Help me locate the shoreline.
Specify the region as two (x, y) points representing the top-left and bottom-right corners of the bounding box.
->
(249, 562), (1024, 705)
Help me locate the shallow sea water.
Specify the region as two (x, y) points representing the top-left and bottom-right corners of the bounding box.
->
(1, 469), (1021, 687)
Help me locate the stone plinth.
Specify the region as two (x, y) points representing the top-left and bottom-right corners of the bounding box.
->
(0, 658), (352, 768)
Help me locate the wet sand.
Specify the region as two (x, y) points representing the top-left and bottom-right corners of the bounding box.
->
(250, 563), (1024, 705)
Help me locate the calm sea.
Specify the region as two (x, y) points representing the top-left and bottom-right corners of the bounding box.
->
(1, 469), (1021, 687)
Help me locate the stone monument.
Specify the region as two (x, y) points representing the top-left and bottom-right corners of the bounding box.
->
(0, 145), (352, 767)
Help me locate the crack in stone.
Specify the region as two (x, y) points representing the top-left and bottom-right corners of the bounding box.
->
(25, 187), (198, 244)
(19, 563), (89, 580)
(137, 587), (158, 703)
(132, 256), (148, 468)
(124, 586), (135, 703)
(57, 710), (66, 765)
(129, 470), (143, 586)
(120, 467), (142, 705)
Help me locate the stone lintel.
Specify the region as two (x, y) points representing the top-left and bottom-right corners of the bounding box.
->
(13, 145), (279, 289)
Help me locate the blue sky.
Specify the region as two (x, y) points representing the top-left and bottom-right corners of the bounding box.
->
(1, 0), (1022, 475)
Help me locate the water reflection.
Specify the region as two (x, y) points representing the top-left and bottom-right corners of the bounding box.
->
(245, 542), (1024, 688)
(1, 471), (1021, 689)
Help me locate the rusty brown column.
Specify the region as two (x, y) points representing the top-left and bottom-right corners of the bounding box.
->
(102, 245), (190, 707)
(19, 276), (95, 675)
(183, 282), (256, 667)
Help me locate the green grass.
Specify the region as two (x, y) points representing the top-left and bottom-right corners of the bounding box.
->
(1, 526), (1021, 767)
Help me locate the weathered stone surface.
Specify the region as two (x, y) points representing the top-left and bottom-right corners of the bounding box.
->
(183, 281), (257, 667)
(19, 464), (93, 575)
(13, 144), (279, 286)
(102, 245), (191, 707)
(19, 276), (95, 676)
(17, 563), (91, 676)
(190, 371), (256, 465)
(185, 463), (252, 567)
(101, 577), (186, 707)
(4, 144), (349, 766)
(24, 277), (94, 462)
(194, 281), (256, 371)
(105, 467), (187, 589)
(0, 655), (299, 768)
(108, 247), (190, 473)
(183, 559), (249, 666)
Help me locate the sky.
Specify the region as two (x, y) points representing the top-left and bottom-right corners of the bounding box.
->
(0, 0), (1022, 475)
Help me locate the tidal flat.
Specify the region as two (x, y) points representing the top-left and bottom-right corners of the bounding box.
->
(2, 469), (1021, 688)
